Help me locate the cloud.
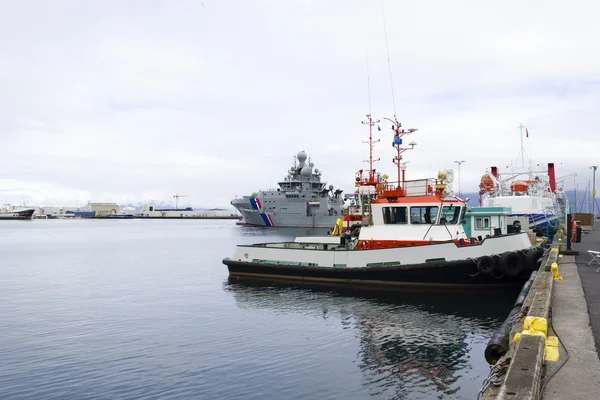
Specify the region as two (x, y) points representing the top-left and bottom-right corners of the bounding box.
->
(0, 0), (599, 207)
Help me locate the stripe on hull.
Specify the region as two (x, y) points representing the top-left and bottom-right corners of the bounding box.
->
(260, 213), (274, 227)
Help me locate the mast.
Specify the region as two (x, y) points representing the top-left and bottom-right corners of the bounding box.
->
(385, 117), (417, 188)
(361, 114), (380, 185)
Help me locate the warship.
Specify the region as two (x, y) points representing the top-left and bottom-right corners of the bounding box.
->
(231, 151), (344, 228)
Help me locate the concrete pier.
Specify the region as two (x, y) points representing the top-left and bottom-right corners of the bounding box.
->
(480, 222), (600, 399)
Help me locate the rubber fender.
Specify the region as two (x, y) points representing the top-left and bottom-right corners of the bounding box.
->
(526, 248), (545, 270)
(477, 255), (496, 275)
(500, 251), (525, 277)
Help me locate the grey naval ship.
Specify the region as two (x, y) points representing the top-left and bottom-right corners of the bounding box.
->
(231, 151), (344, 228)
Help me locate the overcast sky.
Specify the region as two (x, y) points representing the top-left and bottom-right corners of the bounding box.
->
(1, 0), (598, 208)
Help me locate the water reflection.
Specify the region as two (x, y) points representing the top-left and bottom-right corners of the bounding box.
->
(224, 279), (518, 399)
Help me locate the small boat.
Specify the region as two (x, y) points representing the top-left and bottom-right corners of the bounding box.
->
(223, 116), (542, 288)
(0, 206), (35, 220)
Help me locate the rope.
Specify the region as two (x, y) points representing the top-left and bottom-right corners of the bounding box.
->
(380, 0), (397, 117)
(539, 294), (571, 398)
(477, 357), (511, 399)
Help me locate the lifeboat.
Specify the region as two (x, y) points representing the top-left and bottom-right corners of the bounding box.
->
(479, 174), (496, 193)
(510, 180), (529, 193)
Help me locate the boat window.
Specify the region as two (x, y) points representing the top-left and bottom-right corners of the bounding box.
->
(410, 206), (438, 224)
(439, 205), (461, 225)
(382, 206), (408, 224)
(476, 217), (483, 229)
(484, 217), (490, 228)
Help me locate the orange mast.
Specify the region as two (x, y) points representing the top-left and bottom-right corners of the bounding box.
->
(384, 117), (417, 188)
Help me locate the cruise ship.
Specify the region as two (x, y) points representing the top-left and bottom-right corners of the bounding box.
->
(231, 151), (344, 228)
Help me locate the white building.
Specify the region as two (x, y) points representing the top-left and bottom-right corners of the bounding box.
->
(138, 204), (238, 219)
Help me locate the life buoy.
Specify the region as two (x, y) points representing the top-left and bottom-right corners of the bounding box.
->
(358, 240), (371, 250)
(500, 251), (525, 277)
(477, 256), (496, 274)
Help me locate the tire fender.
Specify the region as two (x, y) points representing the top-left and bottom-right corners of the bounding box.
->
(500, 251), (525, 277)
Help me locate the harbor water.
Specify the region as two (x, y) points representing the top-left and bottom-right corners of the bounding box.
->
(0, 220), (519, 399)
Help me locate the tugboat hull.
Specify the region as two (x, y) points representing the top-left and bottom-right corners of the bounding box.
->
(223, 233), (541, 288)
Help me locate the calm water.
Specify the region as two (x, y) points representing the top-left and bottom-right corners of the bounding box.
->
(0, 220), (519, 399)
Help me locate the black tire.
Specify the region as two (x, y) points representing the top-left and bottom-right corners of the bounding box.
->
(526, 248), (544, 269)
(477, 255), (496, 275)
(500, 251), (525, 277)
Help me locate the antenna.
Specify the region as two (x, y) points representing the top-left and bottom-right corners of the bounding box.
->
(173, 193), (189, 209)
(366, 45), (372, 115)
(380, 0), (397, 117)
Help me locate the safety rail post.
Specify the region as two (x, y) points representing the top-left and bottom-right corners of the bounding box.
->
(566, 213), (572, 251)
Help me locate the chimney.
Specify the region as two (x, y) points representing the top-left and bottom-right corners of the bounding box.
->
(491, 166), (498, 179)
(548, 163), (556, 193)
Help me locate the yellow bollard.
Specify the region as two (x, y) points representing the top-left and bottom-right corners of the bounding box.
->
(551, 262), (563, 280)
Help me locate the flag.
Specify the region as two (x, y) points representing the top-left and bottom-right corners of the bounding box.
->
(526, 128), (529, 138)
(377, 125), (381, 131)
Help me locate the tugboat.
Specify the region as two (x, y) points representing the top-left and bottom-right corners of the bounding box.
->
(223, 116), (541, 288)
(231, 150), (344, 228)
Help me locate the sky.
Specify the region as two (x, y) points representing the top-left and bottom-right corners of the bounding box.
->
(1, 0), (599, 209)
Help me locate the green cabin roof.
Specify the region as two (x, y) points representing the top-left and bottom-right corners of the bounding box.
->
(465, 206), (512, 216)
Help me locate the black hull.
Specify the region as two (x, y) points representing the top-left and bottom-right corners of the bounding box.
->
(223, 258), (531, 289)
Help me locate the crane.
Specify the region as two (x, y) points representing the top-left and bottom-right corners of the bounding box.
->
(173, 193), (188, 209)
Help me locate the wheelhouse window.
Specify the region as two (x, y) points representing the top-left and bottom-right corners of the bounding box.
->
(483, 217), (490, 228)
(440, 205), (462, 225)
(475, 217), (483, 229)
(410, 206), (438, 224)
(382, 206), (408, 224)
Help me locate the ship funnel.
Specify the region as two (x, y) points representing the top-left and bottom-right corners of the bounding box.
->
(548, 163), (556, 193)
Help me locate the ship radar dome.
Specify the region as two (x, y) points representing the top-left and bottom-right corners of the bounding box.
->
(309, 162), (314, 168)
(314, 168), (319, 173)
(300, 166), (312, 177)
(297, 151), (307, 163)
(329, 184), (334, 190)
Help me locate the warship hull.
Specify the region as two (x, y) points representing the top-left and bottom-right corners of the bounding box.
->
(233, 203), (341, 228)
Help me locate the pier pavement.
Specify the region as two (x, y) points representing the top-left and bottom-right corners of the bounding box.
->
(484, 222), (600, 400)
(540, 222), (600, 399)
